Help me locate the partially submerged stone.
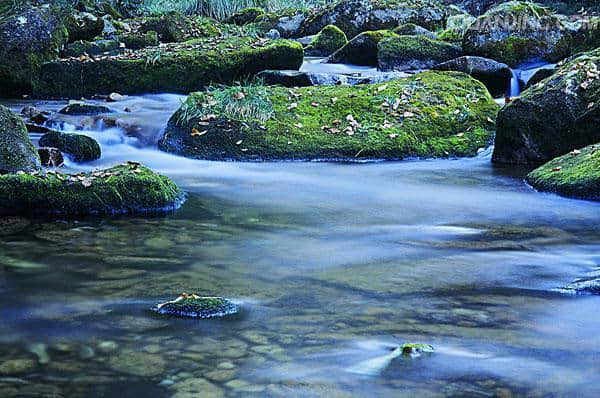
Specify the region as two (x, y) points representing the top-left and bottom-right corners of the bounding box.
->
(0, 105), (42, 173)
(433, 56), (512, 97)
(494, 49), (600, 164)
(38, 147), (64, 167)
(152, 293), (238, 319)
(347, 342), (434, 375)
(401, 343), (434, 357)
(35, 37), (303, 97)
(0, 162), (184, 217)
(377, 35), (462, 71)
(560, 272), (600, 295)
(159, 71), (498, 161)
(39, 131), (101, 162)
(526, 144), (600, 201)
(59, 103), (113, 115)
(462, 1), (572, 67)
(328, 30), (397, 66)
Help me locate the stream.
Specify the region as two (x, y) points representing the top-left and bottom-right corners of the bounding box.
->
(1, 82), (599, 397)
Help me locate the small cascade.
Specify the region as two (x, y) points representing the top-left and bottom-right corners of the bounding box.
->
(508, 69), (521, 98)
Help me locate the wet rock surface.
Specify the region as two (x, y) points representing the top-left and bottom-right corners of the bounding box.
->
(152, 294), (238, 319)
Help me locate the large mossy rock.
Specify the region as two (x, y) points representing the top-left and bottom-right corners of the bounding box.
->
(527, 143), (600, 201)
(38, 131), (101, 162)
(35, 37), (303, 98)
(224, 7), (265, 26)
(305, 25), (348, 57)
(377, 35), (462, 71)
(493, 50), (600, 164)
(0, 105), (41, 174)
(462, 1), (572, 67)
(0, 163), (183, 217)
(328, 30), (397, 66)
(0, 4), (68, 95)
(158, 71), (498, 161)
(299, 0), (446, 39)
(138, 12), (218, 42)
(64, 11), (104, 43)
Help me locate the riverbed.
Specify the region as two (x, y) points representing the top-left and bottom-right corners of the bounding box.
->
(0, 93), (599, 398)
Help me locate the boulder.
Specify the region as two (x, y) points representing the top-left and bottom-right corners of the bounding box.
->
(0, 105), (42, 173)
(438, 12), (476, 42)
(463, 1), (572, 67)
(139, 12), (218, 42)
(299, 0), (446, 39)
(0, 5), (68, 95)
(526, 143), (600, 201)
(377, 35), (463, 71)
(64, 11), (104, 42)
(62, 39), (121, 57)
(38, 131), (101, 162)
(305, 25), (348, 57)
(256, 70), (313, 87)
(59, 103), (113, 115)
(493, 50), (600, 164)
(392, 23), (437, 39)
(122, 31), (158, 50)
(21, 106), (50, 124)
(572, 17), (600, 54)
(38, 147), (64, 167)
(433, 56), (512, 97)
(524, 66), (555, 89)
(328, 30), (398, 66)
(224, 7), (265, 25)
(35, 37), (304, 98)
(158, 71), (498, 161)
(0, 162), (184, 217)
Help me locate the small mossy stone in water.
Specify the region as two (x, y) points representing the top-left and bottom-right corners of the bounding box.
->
(39, 131), (101, 162)
(401, 343), (434, 357)
(152, 293), (238, 319)
(305, 24), (348, 57)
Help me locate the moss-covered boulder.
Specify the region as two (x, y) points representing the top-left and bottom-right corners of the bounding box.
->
(122, 31), (158, 50)
(0, 162), (183, 217)
(328, 30), (397, 66)
(392, 23), (436, 39)
(378, 35), (462, 71)
(62, 39), (120, 57)
(440, 12), (475, 42)
(152, 293), (238, 319)
(0, 4), (68, 95)
(224, 7), (265, 26)
(493, 50), (600, 164)
(305, 25), (348, 57)
(59, 103), (112, 115)
(64, 11), (104, 43)
(38, 131), (101, 162)
(0, 105), (41, 174)
(35, 37), (304, 98)
(463, 1), (572, 67)
(158, 71), (498, 161)
(299, 0), (446, 39)
(138, 12), (218, 43)
(572, 17), (600, 54)
(526, 144), (600, 200)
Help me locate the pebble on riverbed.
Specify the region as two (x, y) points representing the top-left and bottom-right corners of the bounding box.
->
(152, 293), (238, 319)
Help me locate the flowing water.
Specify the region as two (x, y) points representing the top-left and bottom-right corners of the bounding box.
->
(1, 95), (599, 398)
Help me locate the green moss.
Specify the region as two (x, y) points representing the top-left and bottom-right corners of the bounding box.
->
(305, 24), (347, 56)
(122, 31), (159, 50)
(139, 12), (219, 42)
(152, 295), (238, 318)
(329, 30), (398, 66)
(0, 163), (184, 217)
(378, 35), (462, 71)
(527, 144), (600, 201)
(159, 71), (498, 161)
(0, 105), (41, 173)
(38, 131), (101, 162)
(224, 7), (265, 25)
(35, 37), (304, 98)
(462, 1), (572, 67)
(572, 17), (600, 54)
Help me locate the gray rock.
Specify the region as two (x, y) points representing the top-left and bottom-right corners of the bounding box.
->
(256, 70), (313, 87)
(65, 11), (104, 43)
(59, 103), (112, 115)
(38, 147), (64, 167)
(0, 105), (42, 173)
(433, 56), (511, 97)
(265, 29), (280, 40)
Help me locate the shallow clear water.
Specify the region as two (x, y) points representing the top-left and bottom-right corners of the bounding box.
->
(1, 96), (599, 398)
